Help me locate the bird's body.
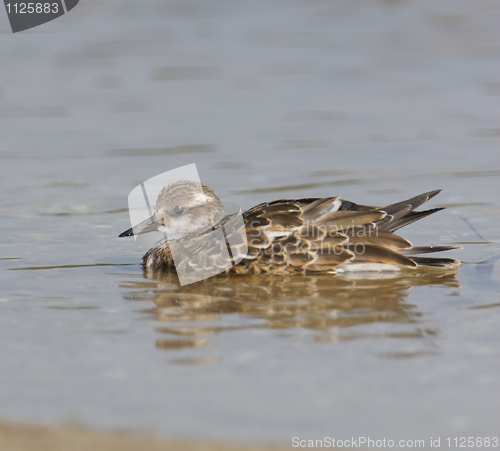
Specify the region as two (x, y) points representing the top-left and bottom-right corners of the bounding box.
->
(119, 181), (459, 278)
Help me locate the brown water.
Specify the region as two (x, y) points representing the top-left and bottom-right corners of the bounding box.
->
(1, 0), (499, 445)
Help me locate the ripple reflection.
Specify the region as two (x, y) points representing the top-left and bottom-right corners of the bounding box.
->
(119, 269), (460, 360)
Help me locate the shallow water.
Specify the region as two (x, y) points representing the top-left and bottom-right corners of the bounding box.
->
(1, 0), (499, 444)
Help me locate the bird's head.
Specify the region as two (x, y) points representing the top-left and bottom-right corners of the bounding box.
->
(119, 180), (225, 240)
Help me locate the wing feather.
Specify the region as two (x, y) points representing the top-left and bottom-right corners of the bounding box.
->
(346, 244), (417, 268)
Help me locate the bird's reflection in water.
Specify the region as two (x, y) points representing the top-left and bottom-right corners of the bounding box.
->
(119, 268), (459, 358)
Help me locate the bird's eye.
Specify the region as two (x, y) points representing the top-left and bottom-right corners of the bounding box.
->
(172, 205), (187, 215)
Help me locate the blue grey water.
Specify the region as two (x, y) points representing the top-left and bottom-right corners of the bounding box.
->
(0, 0), (499, 444)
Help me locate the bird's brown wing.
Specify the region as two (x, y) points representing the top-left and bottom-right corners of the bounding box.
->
(239, 190), (459, 273)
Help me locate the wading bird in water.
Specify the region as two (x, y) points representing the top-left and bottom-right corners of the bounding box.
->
(119, 181), (459, 277)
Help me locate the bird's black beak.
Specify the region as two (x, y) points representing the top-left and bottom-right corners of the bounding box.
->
(119, 215), (159, 237)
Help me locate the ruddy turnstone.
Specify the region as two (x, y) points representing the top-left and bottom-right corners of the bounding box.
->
(119, 181), (459, 276)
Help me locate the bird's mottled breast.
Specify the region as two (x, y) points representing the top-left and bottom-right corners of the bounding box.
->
(142, 242), (175, 269)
